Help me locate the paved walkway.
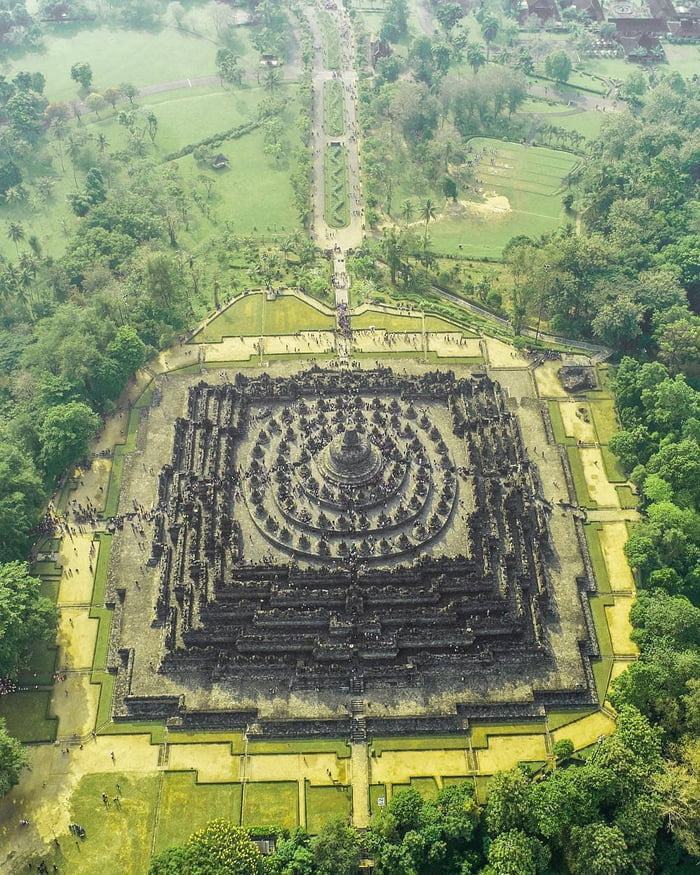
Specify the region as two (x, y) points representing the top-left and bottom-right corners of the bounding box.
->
(305, 0), (364, 352)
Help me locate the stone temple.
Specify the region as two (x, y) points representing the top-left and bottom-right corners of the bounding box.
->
(106, 366), (600, 736)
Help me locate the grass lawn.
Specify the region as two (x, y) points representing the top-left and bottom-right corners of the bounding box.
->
(585, 524), (612, 594)
(428, 138), (578, 258)
(154, 773), (243, 853)
(317, 9), (342, 70)
(369, 783), (387, 816)
(17, 642), (58, 685)
(577, 56), (634, 81)
(407, 777), (439, 799)
(4, 25), (219, 103)
(0, 690), (57, 742)
(551, 110), (605, 140)
(663, 42), (700, 77)
(194, 293), (334, 341)
(248, 739), (351, 757)
(171, 120), (300, 237)
(616, 485), (639, 509)
(32, 772), (161, 875)
(305, 784), (352, 834)
(566, 445), (597, 508)
(324, 144), (350, 228)
(372, 736), (469, 755)
(243, 781), (298, 830)
(80, 85), (262, 157)
(547, 708), (598, 731)
(589, 399), (619, 445)
(323, 79), (345, 137)
(601, 446), (626, 483)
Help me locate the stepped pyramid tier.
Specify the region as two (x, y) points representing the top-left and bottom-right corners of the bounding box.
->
(318, 426), (382, 486)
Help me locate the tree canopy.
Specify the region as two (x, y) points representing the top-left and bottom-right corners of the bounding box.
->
(0, 561), (57, 678)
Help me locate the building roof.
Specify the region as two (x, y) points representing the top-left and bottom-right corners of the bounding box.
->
(571, 0), (605, 20)
(647, 0), (677, 18)
(526, 0), (559, 19)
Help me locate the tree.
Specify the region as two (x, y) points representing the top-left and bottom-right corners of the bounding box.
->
(0, 160), (22, 197)
(103, 86), (121, 110)
(420, 199), (437, 248)
(0, 718), (29, 797)
(86, 92), (106, 117)
(146, 111), (158, 143)
(70, 62), (93, 91)
(263, 69), (281, 94)
(401, 200), (414, 224)
(107, 324), (147, 377)
(311, 818), (360, 875)
(0, 561), (58, 678)
(485, 767), (535, 835)
(216, 48), (243, 85)
(38, 401), (101, 478)
(85, 167), (107, 205)
(6, 221), (24, 255)
(0, 440), (44, 562)
(568, 822), (629, 875)
(149, 820), (262, 874)
(436, 2), (464, 32)
(544, 51), (572, 83)
(487, 829), (549, 875)
(466, 43), (486, 75)
(119, 82), (139, 104)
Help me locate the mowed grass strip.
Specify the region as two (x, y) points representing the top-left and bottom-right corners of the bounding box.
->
(154, 773), (243, 853)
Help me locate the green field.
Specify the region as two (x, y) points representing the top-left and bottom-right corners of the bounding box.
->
(2, 26), (219, 102)
(429, 138), (579, 257)
(194, 293), (335, 341)
(0, 82), (301, 260)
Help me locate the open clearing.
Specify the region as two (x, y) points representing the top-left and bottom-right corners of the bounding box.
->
(429, 138), (579, 257)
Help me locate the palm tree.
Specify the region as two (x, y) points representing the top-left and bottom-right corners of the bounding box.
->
(3, 185), (26, 206)
(6, 221), (25, 255)
(466, 43), (486, 75)
(480, 15), (499, 61)
(401, 200), (414, 224)
(96, 133), (109, 153)
(420, 199), (437, 248)
(36, 176), (56, 200)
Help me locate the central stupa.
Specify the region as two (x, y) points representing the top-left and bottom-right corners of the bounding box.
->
(317, 425), (382, 486)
